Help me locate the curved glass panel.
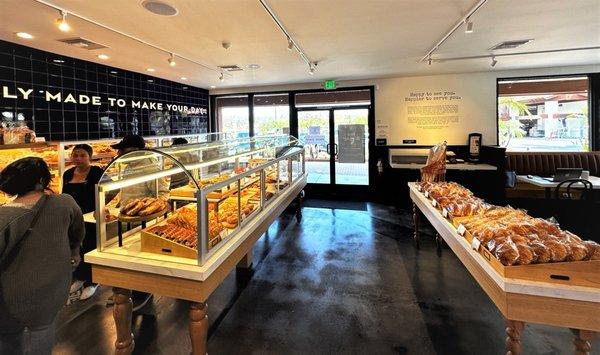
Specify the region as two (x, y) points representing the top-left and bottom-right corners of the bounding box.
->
(95, 134), (304, 266)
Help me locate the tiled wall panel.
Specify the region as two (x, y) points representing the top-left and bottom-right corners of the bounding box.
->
(0, 40), (209, 141)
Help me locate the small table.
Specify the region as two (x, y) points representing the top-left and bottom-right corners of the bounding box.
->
(516, 175), (600, 199)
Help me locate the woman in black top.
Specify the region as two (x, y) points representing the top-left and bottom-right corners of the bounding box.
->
(62, 144), (104, 301)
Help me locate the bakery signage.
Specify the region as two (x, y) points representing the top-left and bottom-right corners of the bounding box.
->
(1, 85), (207, 115)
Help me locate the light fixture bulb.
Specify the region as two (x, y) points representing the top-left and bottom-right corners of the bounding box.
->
(465, 18), (473, 33)
(16, 32), (34, 39)
(97, 54), (109, 60)
(308, 66), (315, 75)
(147, 68), (155, 72)
(180, 76), (187, 80)
(168, 53), (176, 66)
(219, 72), (225, 82)
(287, 38), (293, 51)
(56, 11), (71, 32)
(491, 56), (498, 67)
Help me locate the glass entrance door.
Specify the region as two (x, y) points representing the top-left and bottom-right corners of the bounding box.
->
(334, 109), (369, 185)
(298, 108), (370, 186)
(298, 110), (331, 184)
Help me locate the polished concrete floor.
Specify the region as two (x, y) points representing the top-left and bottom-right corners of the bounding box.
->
(53, 200), (598, 354)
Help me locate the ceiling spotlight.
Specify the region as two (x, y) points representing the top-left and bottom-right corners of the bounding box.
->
(168, 53), (176, 66)
(97, 54), (109, 60)
(180, 76), (187, 80)
(147, 68), (155, 72)
(210, 85), (216, 89)
(287, 37), (294, 51)
(56, 10), (71, 32)
(248, 64), (261, 70)
(465, 17), (473, 33)
(308, 65), (315, 75)
(219, 72), (225, 82)
(15, 32), (33, 39)
(491, 56), (498, 67)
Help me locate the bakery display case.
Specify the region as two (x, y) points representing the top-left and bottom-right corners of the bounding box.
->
(93, 134), (305, 266)
(0, 142), (60, 204)
(56, 132), (232, 177)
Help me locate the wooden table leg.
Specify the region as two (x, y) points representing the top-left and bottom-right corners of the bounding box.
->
(505, 319), (525, 355)
(113, 287), (134, 355)
(295, 190), (304, 223)
(571, 329), (597, 355)
(189, 302), (208, 355)
(413, 202), (420, 249)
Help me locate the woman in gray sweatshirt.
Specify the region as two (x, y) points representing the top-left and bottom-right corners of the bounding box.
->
(0, 157), (84, 355)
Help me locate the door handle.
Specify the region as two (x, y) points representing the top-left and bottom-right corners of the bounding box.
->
(334, 143), (338, 156)
(326, 143), (330, 154)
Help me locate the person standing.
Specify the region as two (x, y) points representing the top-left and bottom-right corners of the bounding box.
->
(62, 144), (104, 300)
(0, 157), (84, 354)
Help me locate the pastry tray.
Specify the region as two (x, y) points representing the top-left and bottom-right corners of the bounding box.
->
(420, 189), (600, 288)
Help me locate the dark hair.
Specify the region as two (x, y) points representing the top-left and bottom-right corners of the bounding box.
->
(172, 138), (188, 145)
(0, 157), (52, 196)
(72, 144), (93, 157)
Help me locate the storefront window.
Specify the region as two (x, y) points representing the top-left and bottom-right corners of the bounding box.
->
(215, 95), (249, 139)
(253, 94), (290, 136)
(498, 76), (590, 152)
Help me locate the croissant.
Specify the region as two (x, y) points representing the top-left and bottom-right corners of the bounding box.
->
(495, 238), (520, 266)
(545, 239), (568, 262)
(529, 240), (552, 263)
(514, 243), (534, 265)
(583, 241), (600, 260)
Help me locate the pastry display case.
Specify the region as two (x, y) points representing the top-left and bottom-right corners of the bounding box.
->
(0, 142), (60, 204)
(93, 134), (305, 266)
(56, 132), (232, 178)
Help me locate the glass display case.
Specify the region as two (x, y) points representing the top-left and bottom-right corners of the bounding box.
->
(0, 142), (60, 204)
(95, 134), (305, 266)
(57, 132), (233, 178)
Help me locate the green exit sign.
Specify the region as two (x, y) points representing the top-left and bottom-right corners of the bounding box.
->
(324, 80), (337, 90)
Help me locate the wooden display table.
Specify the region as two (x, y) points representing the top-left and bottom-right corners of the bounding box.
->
(409, 182), (599, 355)
(86, 177), (306, 355)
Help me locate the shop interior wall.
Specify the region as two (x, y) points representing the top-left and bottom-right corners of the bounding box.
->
(211, 65), (598, 204)
(211, 64), (598, 146)
(0, 40), (209, 141)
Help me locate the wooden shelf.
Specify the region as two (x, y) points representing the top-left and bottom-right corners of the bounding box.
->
(0, 142), (54, 150)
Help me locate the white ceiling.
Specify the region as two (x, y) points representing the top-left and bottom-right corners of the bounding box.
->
(0, 0), (599, 90)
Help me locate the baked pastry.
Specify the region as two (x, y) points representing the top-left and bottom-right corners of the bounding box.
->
(529, 240), (553, 263)
(583, 241), (600, 260)
(494, 238), (520, 266)
(422, 181), (600, 266)
(120, 197), (168, 217)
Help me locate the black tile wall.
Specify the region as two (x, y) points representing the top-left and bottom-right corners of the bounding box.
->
(0, 40), (209, 141)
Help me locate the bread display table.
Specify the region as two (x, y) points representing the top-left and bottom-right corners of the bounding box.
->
(409, 182), (599, 354)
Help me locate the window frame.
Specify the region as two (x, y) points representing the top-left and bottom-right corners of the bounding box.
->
(496, 73), (594, 152)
